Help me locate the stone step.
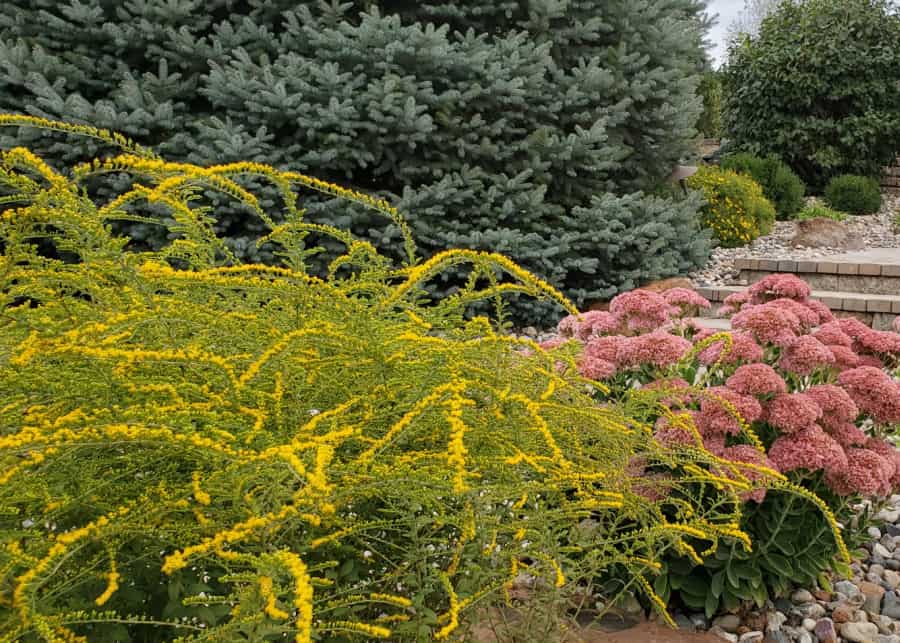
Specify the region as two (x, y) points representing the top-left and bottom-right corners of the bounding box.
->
(696, 286), (900, 330)
(690, 316), (731, 331)
(735, 249), (900, 297)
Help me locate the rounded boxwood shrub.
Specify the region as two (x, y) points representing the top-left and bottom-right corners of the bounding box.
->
(686, 167), (776, 248)
(721, 153), (805, 220)
(824, 174), (882, 215)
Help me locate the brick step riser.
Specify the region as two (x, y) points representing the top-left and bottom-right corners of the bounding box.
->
(695, 306), (896, 331)
(738, 269), (900, 296)
(697, 285), (900, 331)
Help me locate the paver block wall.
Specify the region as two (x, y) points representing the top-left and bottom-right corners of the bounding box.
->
(885, 158), (900, 191)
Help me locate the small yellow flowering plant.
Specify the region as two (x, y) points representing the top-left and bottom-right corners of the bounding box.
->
(0, 117), (786, 641)
(687, 166), (776, 248)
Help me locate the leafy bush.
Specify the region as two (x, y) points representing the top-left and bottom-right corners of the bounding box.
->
(0, 0), (713, 325)
(0, 117), (754, 641)
(721, 153), (805, 220)
(555, 275), (900, 615)
(696, 72), (723, 139)
(824, 174), (883, 215)
(686, 167), (776, 247)
(723, 0), (900, 190)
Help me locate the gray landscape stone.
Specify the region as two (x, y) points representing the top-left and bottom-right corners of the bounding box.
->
(792, 589), (814, 604)
(712, 614), (742, 633)
(709, 626), (738, 642)
(883, 591), (900, 619)
(791, 217), (863, 249)
(842, 621), (880, 642)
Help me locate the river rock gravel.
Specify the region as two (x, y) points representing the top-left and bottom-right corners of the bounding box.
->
(682, 494), (900, 643)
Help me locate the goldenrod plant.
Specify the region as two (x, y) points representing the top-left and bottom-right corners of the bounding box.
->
(0, 117), (818, 642)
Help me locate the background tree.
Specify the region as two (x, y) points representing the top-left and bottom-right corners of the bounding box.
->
(726, 0), (782, 42)
(722, 0), (900, 189)
(0, 0), (713, 324)
(696, 71), (724, 139)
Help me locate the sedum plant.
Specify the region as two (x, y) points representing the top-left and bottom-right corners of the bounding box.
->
(0, 117), (762, 642)
(555, 277), (900, 615)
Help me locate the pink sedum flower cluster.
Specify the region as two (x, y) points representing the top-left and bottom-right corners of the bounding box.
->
(838, 367), (900, 425)
(826, 423), (869, 449)
(812, 322), (853, 348)
(663, 288), (712, 314)
(547, 275), (900, 501)
(654, 412), (702, 448)
(697, 387), (762, 435)
(725, 364), (787, 397)
(557, 286), (710, 341)
(766, 298), (822, 328)
(558, 310), (619, 341)
(719, 444), (777, 503)
(804, 385), (859, 429)
(777, 336), (835, 376)
(616, 331), (692, 369)
(826, 447), (894, 497)
(857, 329), (900, 356)
(609, 289), (676, 333)
(827, 344), (862, 370)
(748, 274), (811, 303)
(695, 330), (764, 365)
(765, 393), (821, 433)
(731, 304), (802, 346)
(769, 426), (847, 477)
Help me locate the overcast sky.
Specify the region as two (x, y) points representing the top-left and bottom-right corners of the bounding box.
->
(707, 0), (744, 66)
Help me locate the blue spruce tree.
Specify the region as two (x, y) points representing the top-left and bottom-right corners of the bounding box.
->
(0, 0), (712, 324)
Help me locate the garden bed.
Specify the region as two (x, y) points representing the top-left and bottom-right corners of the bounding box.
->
(692, 193), (900, 289)
(2, 119), (900, 643)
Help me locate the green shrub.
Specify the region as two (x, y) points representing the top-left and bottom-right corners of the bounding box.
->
(824, 175), (883, 215)
(686, 167), (776, 248)
(0, 118), (753, 641)
(723, 0), (900, 190)
(721, 153), (805, 220)
(696, 71), (723, 139)
(796, 204), (846, 222)
(0, 0), (712, 325)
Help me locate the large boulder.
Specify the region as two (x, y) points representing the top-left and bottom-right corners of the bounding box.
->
(791, 217), (863, 250)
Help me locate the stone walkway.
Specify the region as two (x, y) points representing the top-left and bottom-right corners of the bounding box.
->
(825, 248), (900, 265)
